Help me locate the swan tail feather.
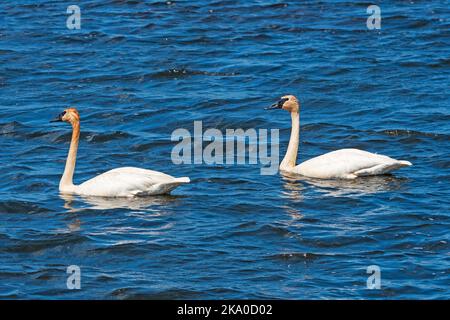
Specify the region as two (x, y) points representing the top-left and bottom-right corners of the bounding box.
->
(354, 160), (412, 177)
(130, 177), (190, 197)
(153, 179), (190, 194)
(398, 160), (412, 167)
(174, 177), (190, 184)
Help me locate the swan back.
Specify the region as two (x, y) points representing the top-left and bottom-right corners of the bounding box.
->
(74, 167), (190, 197)
(293, 149), (411, 179)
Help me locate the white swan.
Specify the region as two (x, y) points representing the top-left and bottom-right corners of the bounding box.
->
(51, 108), (190, 197)
(267, 95), (412, 179)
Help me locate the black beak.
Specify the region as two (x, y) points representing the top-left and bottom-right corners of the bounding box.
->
(50, 111), (66, 123)
(265, 98), (288, 110)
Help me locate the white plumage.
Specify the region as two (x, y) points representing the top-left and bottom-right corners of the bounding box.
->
(52, 108), (190, 197)
(72, 167), (190, 197)
(291, 148), (412, 179)
(268, 95), (412, 179)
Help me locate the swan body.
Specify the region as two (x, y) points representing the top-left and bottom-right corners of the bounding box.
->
(268, 95), (412, 180)
(286, 148), (411, 179)
(62, 167), (190, 197)
(52, 108), (190, 197)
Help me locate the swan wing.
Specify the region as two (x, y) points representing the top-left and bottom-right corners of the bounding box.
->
(294, 149), (411, 179)
(76, 167), (190, 197)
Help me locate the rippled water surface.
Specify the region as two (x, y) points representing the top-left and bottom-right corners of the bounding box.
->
(1, 0), (449, 299)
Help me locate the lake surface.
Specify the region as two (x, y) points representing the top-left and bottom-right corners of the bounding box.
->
(0, 0), (449, 299)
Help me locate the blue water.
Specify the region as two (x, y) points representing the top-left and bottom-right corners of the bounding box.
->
(0, 0), (449, 299)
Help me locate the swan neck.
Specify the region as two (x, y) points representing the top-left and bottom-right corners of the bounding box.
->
(280, 111), (299, 170)
(60, 121), (80, 190)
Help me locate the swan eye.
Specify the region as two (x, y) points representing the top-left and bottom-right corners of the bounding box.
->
(58, 111), (67, 120)
(278, 98), (289, 107)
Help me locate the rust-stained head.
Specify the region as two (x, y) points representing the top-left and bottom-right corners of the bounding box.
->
(50, 108), (80, 124)
(266, 95), (300, 113)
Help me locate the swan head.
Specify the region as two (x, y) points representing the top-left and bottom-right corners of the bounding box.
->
(51, 108), (80, 124)
(266, 95), (299, 113)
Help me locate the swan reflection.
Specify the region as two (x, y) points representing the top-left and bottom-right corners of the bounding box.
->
(60, 193), (181, 211)
(281, 171), (409, 197)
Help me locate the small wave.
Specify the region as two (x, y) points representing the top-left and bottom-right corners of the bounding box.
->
(18, 3), (46, 9)
(151, 68), (238, 79)
(0, 200), (48, 214)
(0, 49), (16, 55)
(112, 0), (141, 5)
(230, 224), (298, 239)
(2, 233), (88, 254)
(18, 146), (58, 156)
(265, 3), (289, 9)
(303, 235), (377, 249)
(86, 131), (135, 143)
(88, 242), (165, 255)
(0, 121), (25, 136)
(380, 129), (448, 140)
(266, 252), (321, 262)
(106, 35), (127, 43)
(302, 122), (355, 133)
(109, 287), (204, 299)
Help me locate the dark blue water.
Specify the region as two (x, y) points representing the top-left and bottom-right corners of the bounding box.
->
(1, 0), (449, 299)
